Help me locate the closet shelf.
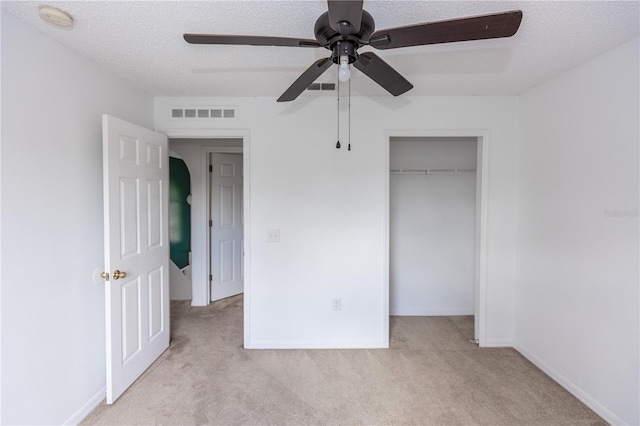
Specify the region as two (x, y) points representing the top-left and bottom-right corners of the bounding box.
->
(390, 168), (476, 174)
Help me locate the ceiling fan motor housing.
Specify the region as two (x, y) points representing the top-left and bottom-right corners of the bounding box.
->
(333, 41), (357, 64)
(314, 10), (376, 64)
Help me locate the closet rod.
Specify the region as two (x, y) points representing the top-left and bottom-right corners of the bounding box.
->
(390, 168), (476, 174)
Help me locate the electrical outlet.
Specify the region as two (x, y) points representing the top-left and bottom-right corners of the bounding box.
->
(332, 297), (342, 311)
(267, 229), (280, 242)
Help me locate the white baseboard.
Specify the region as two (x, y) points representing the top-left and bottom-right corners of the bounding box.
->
(514, 342), (625, 425)
(481, 338), (513, 348)
(63, 387), (105, 426)
(246, 338), (386, 349)
(390, 309), (473, 316)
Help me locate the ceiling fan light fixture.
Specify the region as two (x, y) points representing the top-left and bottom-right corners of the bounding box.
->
(338, 55), (351, 82)
(38, 5), (74, 28)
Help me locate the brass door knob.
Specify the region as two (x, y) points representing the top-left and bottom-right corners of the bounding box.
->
(112, 270), (127, 280)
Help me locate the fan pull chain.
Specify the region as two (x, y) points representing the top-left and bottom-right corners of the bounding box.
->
(348, 77), (351, 151)
(336, 77), (341, 149)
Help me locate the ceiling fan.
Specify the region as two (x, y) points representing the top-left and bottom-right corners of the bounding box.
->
(184, 1), (523, 102)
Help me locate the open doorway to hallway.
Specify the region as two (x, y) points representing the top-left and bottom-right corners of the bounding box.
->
(168, 138), (244, 305)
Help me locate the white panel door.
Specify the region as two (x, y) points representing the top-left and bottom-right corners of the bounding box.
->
(102, 115), (169, 404)
(210, 153), (243, 301)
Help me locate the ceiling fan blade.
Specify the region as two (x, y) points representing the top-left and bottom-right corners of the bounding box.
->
(277, 57), (333, 102)
(327, 0), (364, 35)
(369, 10), (523, 50)
(353, 52), (413, 96)
(184, 34), (321, 48)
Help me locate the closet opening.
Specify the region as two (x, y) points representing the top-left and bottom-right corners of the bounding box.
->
(387, 133), (488, 344)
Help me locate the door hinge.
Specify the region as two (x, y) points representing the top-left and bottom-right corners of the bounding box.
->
(209, 274), (213, 281)
(209, 219), (213, 227)
(209, 165), (213, 172)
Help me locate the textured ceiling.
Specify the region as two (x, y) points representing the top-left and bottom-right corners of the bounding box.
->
(3, 1), (639, 98)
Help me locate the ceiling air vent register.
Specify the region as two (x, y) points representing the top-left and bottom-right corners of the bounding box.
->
(307, 83), (336, 91)
(171, 107), (236, 119)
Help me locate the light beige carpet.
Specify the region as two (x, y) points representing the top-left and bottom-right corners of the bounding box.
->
(83, 296), (604, 425)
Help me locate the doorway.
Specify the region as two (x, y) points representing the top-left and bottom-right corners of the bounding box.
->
(386, 131), (488, 344)
(390, 137), (477, 316)
(168, 137), (245, 307)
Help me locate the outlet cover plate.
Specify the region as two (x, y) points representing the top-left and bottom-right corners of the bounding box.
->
(267, 229), (280, 242)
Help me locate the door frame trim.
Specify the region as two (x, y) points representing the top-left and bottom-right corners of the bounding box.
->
(385, 129), (489, 345)
(164, 129), (251, 348)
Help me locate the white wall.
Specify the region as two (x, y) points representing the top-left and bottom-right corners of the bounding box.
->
(516, 38), (639, 425)
(169, 261), (192, 300)
(155, 95), (520, 348)
(390, 138), (477, 315)
(1, 12), (154, 425)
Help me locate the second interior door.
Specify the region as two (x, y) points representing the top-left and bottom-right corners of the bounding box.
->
(210, 152), (244, 301)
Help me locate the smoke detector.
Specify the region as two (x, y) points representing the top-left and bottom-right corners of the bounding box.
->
(38, 6), (74, 28)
